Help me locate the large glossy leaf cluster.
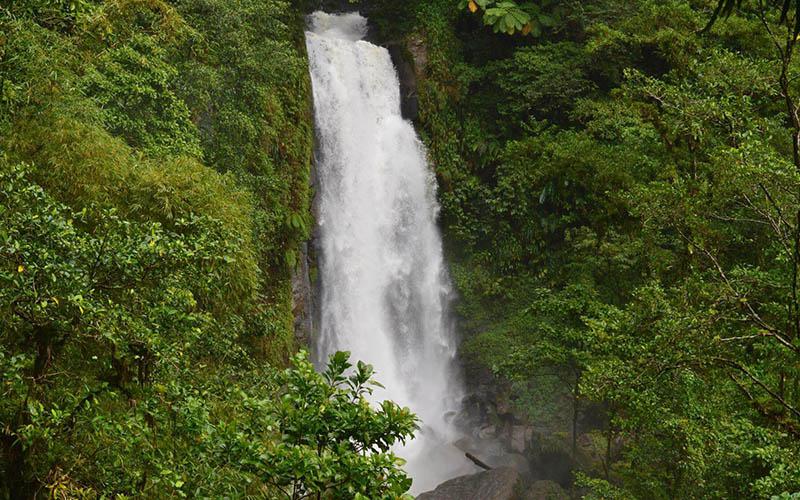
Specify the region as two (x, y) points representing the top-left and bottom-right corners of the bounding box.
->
(461, 0), (560, 36)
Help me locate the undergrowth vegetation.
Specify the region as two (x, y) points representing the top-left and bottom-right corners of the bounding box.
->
(0, 1), (417, 498)
(363, 0), (800, 497)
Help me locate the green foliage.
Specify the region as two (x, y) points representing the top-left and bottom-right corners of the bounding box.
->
(0, 162), (414, 497)
(410, 0), (800, 496)
(460, 0), (563, 36)
(262, 351), (417, 499)
(1, 0), (313, 360)
(83, 32), (202, 157)
(2, 0), (96, 31)
(173, 0), (313, 356)
(497, 42), (596, 125)
(10, 0), (800, 496)
(0, 0), (327, 496)
(0, 160), (247, 496)
(0, 179), (415, 494)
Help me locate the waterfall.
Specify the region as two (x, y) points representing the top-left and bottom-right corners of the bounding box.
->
(305, 11), (475, 494)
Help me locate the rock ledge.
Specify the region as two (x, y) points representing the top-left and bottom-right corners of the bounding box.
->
(416, 467), (522, 500)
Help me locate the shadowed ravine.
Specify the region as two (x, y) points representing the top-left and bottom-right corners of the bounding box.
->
(305, 11), (476, 494)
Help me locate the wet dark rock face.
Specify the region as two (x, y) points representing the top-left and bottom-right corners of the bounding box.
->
(450, 357), (612, 496)
(387, 43), (418, 121)
(291, 241), (313, 343)
(415, 468), (571, 500)
(416, 468), (523, 500)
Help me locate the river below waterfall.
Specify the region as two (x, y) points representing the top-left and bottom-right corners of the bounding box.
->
(305, 11), (476, 494)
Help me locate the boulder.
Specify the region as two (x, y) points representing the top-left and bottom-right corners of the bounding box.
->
(524, 480), (569, 500)
(495, 393), (513, 416)
(510, 425), (533, 453)
(574, 432), (605, 475)
(416, 467), (523, 500)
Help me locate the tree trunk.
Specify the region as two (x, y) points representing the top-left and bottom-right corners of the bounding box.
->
(572, 372), (580, 457)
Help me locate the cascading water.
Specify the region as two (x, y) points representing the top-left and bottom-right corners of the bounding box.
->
(305, 11), (476, 494)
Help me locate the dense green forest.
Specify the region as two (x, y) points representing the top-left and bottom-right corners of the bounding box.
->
(4, 0), (800, 498)
(399, 0), (800, 498)
(0, 1), (415, 497)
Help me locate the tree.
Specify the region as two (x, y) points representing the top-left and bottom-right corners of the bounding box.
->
(0, 0), (421, 497)
(0, 164), (417, 497)
(258, 351), (418, 499)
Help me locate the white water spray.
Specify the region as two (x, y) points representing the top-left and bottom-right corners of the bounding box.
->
(306, 11), (475, 494)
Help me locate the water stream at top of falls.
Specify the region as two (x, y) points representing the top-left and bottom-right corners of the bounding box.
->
(305, 11), (477, 494)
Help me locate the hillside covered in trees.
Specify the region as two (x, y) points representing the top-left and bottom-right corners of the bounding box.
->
(0, 1), (416, 497)
(401, 0), (800, 497)
(3, 0), (800, 498)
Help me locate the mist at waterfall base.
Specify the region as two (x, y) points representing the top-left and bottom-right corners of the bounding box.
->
(305, 11), (478, 494)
